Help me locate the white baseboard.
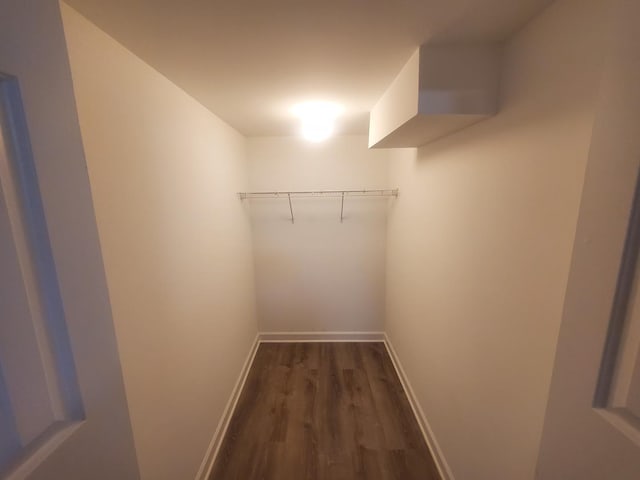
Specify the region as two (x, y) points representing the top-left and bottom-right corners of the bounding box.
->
(259, 331), (385, 342)
(383, 333), (455, 480)
(195, 333), (260, 480)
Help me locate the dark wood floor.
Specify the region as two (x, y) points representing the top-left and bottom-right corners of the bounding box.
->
(210, 342), (441, 480)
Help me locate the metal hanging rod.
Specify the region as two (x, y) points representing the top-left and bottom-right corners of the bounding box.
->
(238, 188), (399, 224)
(238, 189), (398, 200)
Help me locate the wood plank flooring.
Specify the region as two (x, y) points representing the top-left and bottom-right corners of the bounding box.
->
(209, 342), (441, 480)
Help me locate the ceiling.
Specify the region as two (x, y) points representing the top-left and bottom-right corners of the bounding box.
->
(64, 0), (554, 137)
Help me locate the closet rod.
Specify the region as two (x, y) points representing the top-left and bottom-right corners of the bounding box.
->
(238, 188), (399, 224)
(238, 188), (399, 200)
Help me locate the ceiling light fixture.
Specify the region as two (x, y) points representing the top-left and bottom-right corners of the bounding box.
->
(292, 101), (343, 143)
(300, 119), (334, 142)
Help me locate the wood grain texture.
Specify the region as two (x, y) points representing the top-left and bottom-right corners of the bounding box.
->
(210, 342), (440, 480)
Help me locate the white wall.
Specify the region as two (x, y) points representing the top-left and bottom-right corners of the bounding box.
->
(248, 136), (389, 333)
(384, 0), (611, 478)
(61, 5), (258, 480)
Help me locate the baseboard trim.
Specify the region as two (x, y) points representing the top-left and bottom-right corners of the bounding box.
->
(195, 333), (260, 480)
(383, 333), (455, 480)
(259, 331), (385, 342)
